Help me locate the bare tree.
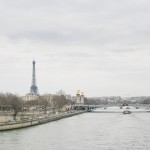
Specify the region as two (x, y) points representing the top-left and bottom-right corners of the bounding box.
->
(0, 93), (21, 120)
(56, 89), (66, 96)
(140, 98), (150, 104)
(53, 95), (68, 110)
(38, 96), (49, 114)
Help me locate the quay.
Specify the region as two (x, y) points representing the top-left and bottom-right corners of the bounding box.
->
(0, 104), (98, 131)
(0, 104), (149, 131)
(0, 110), (86, 131)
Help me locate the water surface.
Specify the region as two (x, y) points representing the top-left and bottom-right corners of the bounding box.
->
(0, 113), (150, 150)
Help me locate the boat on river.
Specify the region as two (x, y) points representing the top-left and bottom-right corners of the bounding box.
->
(123, 110), (132, 114)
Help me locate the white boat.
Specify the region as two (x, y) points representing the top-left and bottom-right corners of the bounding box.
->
(123, 110), (132, 114)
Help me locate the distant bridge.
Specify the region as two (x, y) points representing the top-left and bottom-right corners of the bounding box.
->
(72, 104), (150, 111)
(72, 105), (100, 111)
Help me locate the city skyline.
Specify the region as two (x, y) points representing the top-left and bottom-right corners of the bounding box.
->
(0, 0), (150, 97)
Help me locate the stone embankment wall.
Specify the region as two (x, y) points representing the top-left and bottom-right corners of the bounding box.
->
(0, 111), (86, 131)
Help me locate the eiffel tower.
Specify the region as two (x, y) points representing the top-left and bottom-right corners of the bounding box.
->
(30, 60), (39, 95)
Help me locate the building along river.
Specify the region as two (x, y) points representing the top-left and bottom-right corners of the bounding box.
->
(0, 112), (150, 150)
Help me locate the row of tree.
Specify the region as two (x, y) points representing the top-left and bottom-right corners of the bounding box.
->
(0, 92), (150, 121)
(139, 98), (150, 104)
(0, 93), (70, 120)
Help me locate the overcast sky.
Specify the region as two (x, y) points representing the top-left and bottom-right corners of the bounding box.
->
(0, 0), (150, 97)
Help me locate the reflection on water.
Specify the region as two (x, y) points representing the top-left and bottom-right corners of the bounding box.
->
(0, 113), (150, 150)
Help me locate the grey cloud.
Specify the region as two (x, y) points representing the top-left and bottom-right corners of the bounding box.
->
(1, 0), (150, 46)
(0, 0), (150, 96)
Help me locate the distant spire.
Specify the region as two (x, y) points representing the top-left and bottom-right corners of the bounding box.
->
(30, 60), (39, 95)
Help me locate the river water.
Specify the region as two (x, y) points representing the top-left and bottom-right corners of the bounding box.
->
(0, 113), (150, 150)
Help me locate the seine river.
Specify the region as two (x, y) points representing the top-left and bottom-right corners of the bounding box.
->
(0, 113), (150, 150)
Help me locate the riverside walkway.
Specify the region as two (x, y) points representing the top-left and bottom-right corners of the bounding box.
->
(0, 110), (86, 131)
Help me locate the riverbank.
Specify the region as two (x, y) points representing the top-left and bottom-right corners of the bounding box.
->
(0, 111), (86, 131)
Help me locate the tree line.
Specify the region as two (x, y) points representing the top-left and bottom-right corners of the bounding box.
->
(0, 92), (70, 120)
